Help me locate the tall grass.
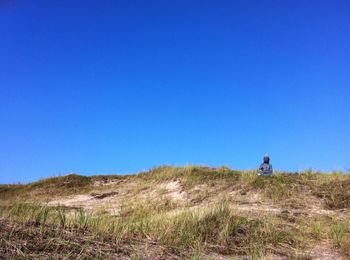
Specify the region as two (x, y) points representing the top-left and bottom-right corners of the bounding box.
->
(329, 222), (348, 247)
(0, 199), (299, 257)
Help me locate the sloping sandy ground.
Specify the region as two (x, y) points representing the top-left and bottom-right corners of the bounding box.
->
(44, 177), (350, 259)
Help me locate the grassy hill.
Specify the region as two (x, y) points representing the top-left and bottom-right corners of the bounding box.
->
(1, 166), (350, 259)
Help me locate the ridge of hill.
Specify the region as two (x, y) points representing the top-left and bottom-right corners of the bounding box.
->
(1, 166), (350, 259)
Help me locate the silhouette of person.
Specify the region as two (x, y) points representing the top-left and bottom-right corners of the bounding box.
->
(258, 154), (273, 176)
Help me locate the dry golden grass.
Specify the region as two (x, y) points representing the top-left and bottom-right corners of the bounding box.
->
(1, 165), (350, 259)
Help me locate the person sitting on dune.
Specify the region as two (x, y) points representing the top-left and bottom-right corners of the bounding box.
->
(258, 154), (273, 176)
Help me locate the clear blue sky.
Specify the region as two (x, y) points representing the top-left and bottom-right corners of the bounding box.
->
(1, 1), (349, 184)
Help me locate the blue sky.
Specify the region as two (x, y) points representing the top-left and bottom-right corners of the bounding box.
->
(1, 0), (349, 184)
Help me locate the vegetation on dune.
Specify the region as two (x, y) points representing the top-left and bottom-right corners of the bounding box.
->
(0, 174), (92, 201)
(1, 166), (350, 258)
(1, 166), (349, 203)
(312, 179), (350, 209)
(0, 200), (302, 258)
(0, 174), (129, 201)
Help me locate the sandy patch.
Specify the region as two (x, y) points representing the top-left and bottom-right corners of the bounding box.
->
(157, 180), (185, 202)
(48, 191), (121, 214)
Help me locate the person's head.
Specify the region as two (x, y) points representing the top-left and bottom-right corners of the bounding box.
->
(263, 154), (270, 163)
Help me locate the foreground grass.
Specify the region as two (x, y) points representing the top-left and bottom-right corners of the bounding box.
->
(0, 200), (302, 259)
